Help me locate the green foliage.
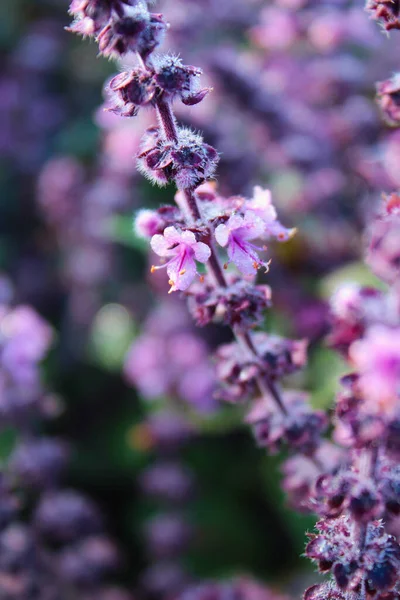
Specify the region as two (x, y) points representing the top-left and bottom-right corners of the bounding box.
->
(88, 303), (136, 371)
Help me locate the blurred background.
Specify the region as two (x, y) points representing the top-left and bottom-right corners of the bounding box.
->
(0, 0), (398, 596)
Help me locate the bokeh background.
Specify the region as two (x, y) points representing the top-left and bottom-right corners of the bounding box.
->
(0, 0), (398, 596)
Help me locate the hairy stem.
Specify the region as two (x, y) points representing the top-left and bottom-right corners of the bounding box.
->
(152, 64), (289, 417)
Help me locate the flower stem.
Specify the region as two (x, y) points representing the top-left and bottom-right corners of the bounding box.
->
(153, 69), (288, 417)
(156, 97), (179, 143)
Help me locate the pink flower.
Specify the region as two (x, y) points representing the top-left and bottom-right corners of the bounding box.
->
(246, 187), (277, 222)
(245, 187), (296, 242)
(135, 209), (164, 239)
(349, 325), (400, 416)
(215, 213), (270, 275)
(150, 226), (211, 292)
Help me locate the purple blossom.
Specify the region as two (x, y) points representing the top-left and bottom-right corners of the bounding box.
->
(328, 284), (386, 356)
(349, 325), (400, 416)
(215, 213), (271, 275)
(129, 410), (194, 452)
(366, 193), (400, 285)
(215, 333), (307, 403)
(377, 74), (400, 127)
(134, 208), (165, 238)
(34, 490), (103, 543)
(124, 306), (216, 411)
(9, 437), (69, 489)
(151, 226), (211, 292)
(365, 0), (400, 31)
(139, 461), (194, 503)
(57, 536), (119, 585)
(68, 0), (167, 58)
(187, 276), (272, 328)
(67, 1), (400, 598)
(153, 55), (210, 106)
(282, 442), (344, 512)
(245, 186), (296, 241)
(107, 69), (156, 117)
(247, 390), (328, 456)
(177, 577), (290, 600)
(144, 513), (193, 558)
(306, 516), (400, 594)
(137, 127), (219, 188)
(0, 305), (53, 376)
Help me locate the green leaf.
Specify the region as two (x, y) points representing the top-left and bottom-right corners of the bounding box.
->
(88, 303), (136, 371)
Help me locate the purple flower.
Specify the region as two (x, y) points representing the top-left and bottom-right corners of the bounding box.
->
(153, 56), (210, 107)
(282, 443), (343, 513)
(328, 284), (386, 356)
(306, 515), (400, 593)
(139, 461), (194, 503)
(138, 127), (219, 189)
(177, 578), (289, 600)
(366, 0), (400, 31)
(107, 57), (210, 117)
(144, 513), (192, 558)
(245, 187), (296, 242)
(377, 74), (400, 127)
(9, 437), (69, 489)
(134, 209), (165, 238)
(107, 69), (156, 117)
(68, 0), (167, 58)
(0, 306), (53, 368)
(215, 213), (270, 275)
(187, 276), (271, 328)
(215, 333), (307, 403)
(366, 193), (400, 285)
(57, 536), (119, 585)
(247, 390), (328, 456)
(34, 489), (103, 543)
(349, 325), (400, 416)
(151, 226), (211, 292)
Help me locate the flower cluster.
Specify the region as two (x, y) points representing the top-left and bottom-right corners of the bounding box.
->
(366, 193), (400, 285)
(68, 0), (166, 58)
(176, 577), (290, 600)
(135, 411), (197, 596)
(107, 55), (210, 117)
(137, 127), (219, 189)
(123, 301), (205, 595)
(124, 301), (216, 411)
(0, 300), (129, 599)
(366, 0), (400, 31)
(67, 0), (400, 599)
(377, 74), (400, 127)
(306, 516), (400, 596)
(67, 0), (333, 575)
(214, 333), (307, 403)
(142, 183), (294, 294)
(300, 193), (400, 598)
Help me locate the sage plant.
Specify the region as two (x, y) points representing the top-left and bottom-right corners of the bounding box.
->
(68, 0), (326, 463)
(302, 193), (400, 599)
(300, 4), (400, 599)
(67, 0), (400, 598)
